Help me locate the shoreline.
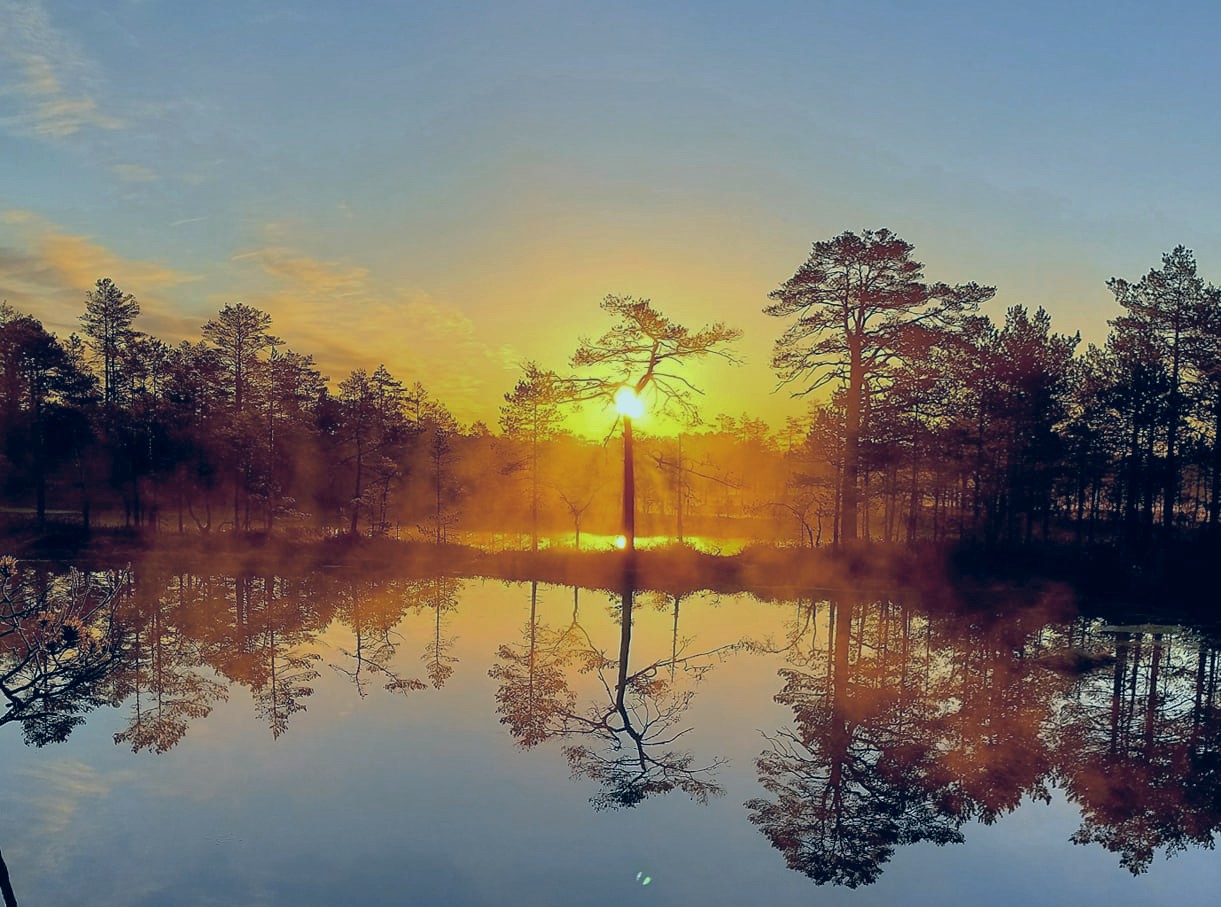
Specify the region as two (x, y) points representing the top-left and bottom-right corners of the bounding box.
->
(4, 523), (1217, 626)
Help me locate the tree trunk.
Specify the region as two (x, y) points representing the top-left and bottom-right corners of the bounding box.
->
(350, 435), (363, 536)
(0, 844), (17, 907)
(530, 431), (539, 552)
(1210, 399), (1221, 529)
(675, 434), (684, 544)
(622, 417), (636, 551)
(841, 353), (862, 543)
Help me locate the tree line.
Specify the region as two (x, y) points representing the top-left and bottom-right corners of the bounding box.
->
(769, 231), (1221, 549)
(3, 229), (1220, 550)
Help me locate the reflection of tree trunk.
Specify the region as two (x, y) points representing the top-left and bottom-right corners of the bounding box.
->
(1145, 634), (1163, 752)
(1192, 643), (1209, 747)
(671, 597), (680, 679)
(0, 845), (18, 907)
(615, 585), (634, 713)
(528, 581), (538, 715)
(1113, 634), (1128, 756)
(827, 598), (852, 829)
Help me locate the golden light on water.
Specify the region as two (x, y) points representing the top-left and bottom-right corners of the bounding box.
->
(614, 386), (645, 419)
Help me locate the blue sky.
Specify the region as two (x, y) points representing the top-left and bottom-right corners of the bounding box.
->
(3, 0), (1220, 424)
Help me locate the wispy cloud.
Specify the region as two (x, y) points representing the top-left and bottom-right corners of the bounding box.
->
(228, 240), (518, 419)
(233, 244), (369, 299)
(110, 162), (158, 182)
(18, 759), (130, 837)
(0, 0), (123, 139)
(0, 208), (202, 337)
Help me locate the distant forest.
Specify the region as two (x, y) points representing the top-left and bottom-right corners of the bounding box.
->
(3, 228), (1220, 552)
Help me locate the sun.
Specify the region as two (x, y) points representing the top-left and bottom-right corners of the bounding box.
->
(613, 386), (645, 419)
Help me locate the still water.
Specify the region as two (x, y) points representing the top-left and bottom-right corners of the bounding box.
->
(1, 562), (1219, 905)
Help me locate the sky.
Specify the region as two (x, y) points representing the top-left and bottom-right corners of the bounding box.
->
(3, 0), (1221, 430)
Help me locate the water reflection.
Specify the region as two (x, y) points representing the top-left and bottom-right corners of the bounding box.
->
(490, 580), (735, 808)
(748, 597), (1221, 886)
(411, 576), (462, 689)
(0, 558), (126, 746)
(4, 556), (1221, 895)
(1058, 626), (1221, 872)
(113, 569), (227, 753)
(329, 575), (424, 697)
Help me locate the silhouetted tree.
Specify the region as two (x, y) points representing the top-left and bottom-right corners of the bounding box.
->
(255, 348), (325, 531)
(500, 364), (568, 550)
(1108, 247), (1211, 531)
(202, 303), (281, 530)
(337, 365), (409, 535)
(80, 278), (139, 409)
(570, 295), (741, 550)
(0, 308), (94, 524)
(766, 230), (993, 541)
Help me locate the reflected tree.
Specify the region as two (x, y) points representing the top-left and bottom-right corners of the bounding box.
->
(562, 585), (732, 809)
(489, 582), (582, 746)
(113, 571), (228, 753)
(249, 576), (321, 738)
(407, 576), (462, 688)
(193, 573), (322, 738)
(329, 575), (425, 697)
(0, 557), (127, 746)
(1057, 628), (1221, 873)
(747, 599), (964, 887)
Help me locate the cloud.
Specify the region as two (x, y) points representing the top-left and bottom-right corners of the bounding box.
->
(233, 245), (369, 299)
(228, 243), (518, 421)
(18, 759), (128, 837)
(39, 231), (198, 293)
(0, 0), (123, 139)
(0, 209), (202, 337)
(110, 162), (158, 182)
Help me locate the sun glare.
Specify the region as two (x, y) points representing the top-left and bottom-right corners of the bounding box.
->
(614, 534), (628, 550)
(614, 386), (645, 419)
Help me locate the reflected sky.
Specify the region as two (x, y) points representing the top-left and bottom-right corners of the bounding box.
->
(1, 565), (1220, 906)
